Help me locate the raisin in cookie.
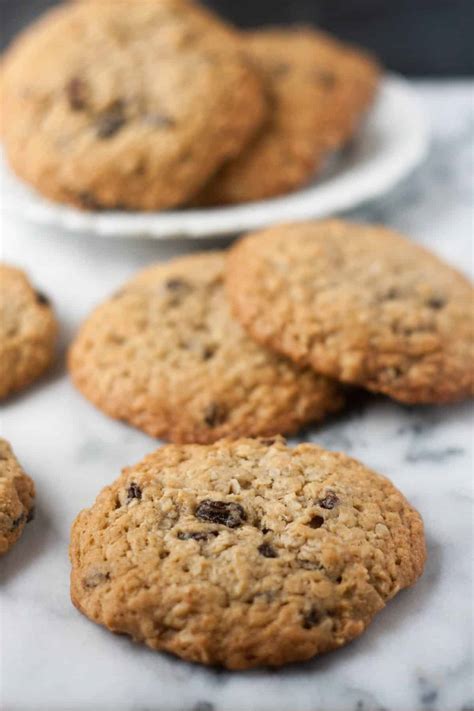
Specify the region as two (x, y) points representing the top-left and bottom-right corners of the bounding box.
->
(0, 439), (35, 554)
(68, 252), (343, 443)
(70, 437), (425, 668)
(0, 0), (266, 211)
(227, 220), (474, 403)
(196, 28), (379, 205)
(0, 264), (57, 399)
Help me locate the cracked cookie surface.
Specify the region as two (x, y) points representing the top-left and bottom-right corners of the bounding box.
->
(0, 438), (35, 554)
(196, 27), (379, 205)
(1, 0), (266, 211)
(227, 220), (474, 403)
(0, 264), (57, 399)
(70, 437), (425, 668)
(68, 252), (343, 442)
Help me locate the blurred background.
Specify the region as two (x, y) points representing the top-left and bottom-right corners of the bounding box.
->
(1, 0), (473, 75)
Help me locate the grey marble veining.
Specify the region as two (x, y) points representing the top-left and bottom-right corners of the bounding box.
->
(0, 81), (473, 711)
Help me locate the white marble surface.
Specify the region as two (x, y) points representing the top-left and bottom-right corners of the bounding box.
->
(0, 81), (473, 711)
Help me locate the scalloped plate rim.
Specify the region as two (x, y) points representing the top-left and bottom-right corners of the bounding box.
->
(0, 74), (428, 239)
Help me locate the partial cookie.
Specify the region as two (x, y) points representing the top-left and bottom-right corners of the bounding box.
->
(227, 220), (474, 403)
(0, 264), (57, 399)
(0, 438), (35, 554)
(68, 252), (343, 443)
(196, 28), (379, 205)
(0, 0), (266, 211)
(70, 437), (425, 668)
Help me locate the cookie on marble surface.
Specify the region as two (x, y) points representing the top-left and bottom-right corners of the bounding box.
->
(196, 27), (379, 205)
(0, 264), (57, 399)
(0, 438), (35, 555)
(0, 0), (266, 211)
(70, 437), (425, 668)
(68, 252), (343, 442)
(227, 220), (474, 404)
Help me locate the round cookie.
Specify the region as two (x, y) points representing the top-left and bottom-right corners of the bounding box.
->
(68, 252), (343, 443)
(0, 438), (35, 555)
(227, 220), (474, 403)
(70, 437), (426, 668)
(0, 264), (57, 399)
(0, 0), (266, 211)
(196, 28), (379, 205)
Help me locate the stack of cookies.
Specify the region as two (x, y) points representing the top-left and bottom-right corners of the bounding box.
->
(0, 0), (379, 210)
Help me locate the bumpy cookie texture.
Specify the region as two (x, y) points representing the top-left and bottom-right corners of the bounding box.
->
(68, 252), (343, 443)
(70, 438), (426, 668)
(0, 264), (57, 399)
(196, 28), (379, 205)
(227, 220), (474, 403)
(0, 439), (35, 554)
(0, 0), (266, 211)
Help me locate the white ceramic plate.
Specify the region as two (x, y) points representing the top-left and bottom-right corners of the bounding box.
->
(0, 75), (427, 240)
